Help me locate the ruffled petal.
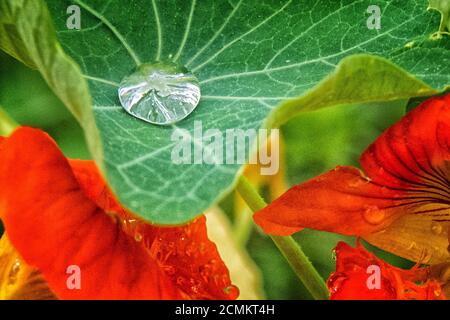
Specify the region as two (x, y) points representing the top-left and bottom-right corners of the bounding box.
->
(328, 241), (446, 300)
(361, 94), (450, 191)
(69, 160), (239, 300)
(0, 127), (237, 300)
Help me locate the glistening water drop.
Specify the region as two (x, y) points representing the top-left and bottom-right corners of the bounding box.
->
(118, 61), (201, 125)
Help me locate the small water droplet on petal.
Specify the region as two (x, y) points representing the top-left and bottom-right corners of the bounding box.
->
(407, 241), (417, 250)
(8, 259), (21, 285)
(431, 222), (442, 235)
(176, 276), (186, 286)
(134, 232), (143, 242)
(421, 249), (433, 264)
(362, 206), (385, 225)
(223, 285), (239, 299)
(118, 61), (200, 125)
(163, 265), (176, 276)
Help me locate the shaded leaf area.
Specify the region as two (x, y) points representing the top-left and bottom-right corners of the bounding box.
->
(405, 88), (450, 111)
(2, 0), (449, 223)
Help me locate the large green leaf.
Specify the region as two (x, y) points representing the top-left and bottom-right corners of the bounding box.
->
(1, 0), (449, 224)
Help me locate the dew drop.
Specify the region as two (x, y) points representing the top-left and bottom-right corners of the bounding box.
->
(191, 284), (200, 294)
(327, 273), (347, 295)
(434, 288), (442, 297)
(198, 242), (206, 254)
(8, 259), (21, 285)
(163, 265), (176, 276)
(134, 232), (143, 242)
(331, 249), (337, 261)
(362, 206), (385, 225)
(118, 61), (201, 125)
(442, 266), (450, 282)
(431, 222), (442, 235)
(421, 249), (433, 264)
(404, 41), (415, 48)
(223, 285), (239, 299)
(176, 276), (187, 286)
(407, 241), (417, 250)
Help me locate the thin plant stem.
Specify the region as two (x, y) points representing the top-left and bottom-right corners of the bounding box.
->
(236, 175), (329, 300)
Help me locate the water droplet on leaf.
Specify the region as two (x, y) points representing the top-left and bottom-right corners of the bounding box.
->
(331, 249), (337, 261)
(118, 61), (200, 125)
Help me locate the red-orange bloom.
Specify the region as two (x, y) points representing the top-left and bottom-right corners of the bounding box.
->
(0, 127), (238, 300)
(254, 94), (450, 264)
(328, 241), (445, 300)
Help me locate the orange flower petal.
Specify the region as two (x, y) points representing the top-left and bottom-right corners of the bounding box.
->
(328, 241), (446, 300)
(68, 160), (238, 299)
(0, 127), (237, 300)
(254, 166), (404, 236)
(254, 94), (450, 237)
(364, 213), (450, 264)
(361, 94), (450, 190)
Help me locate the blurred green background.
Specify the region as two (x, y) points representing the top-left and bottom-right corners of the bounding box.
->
(0, 51), (414, 299)
(0, 51), (89, 159)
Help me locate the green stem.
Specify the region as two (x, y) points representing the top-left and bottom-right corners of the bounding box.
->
(0, 107), (18, 136)
(233, 206), (253, 246)
(236, 175), (329, 300)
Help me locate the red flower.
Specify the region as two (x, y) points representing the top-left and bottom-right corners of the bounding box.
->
(254, 94), (450, 265)
(328, 241), (445, 300)
(0, 127), (238, 300)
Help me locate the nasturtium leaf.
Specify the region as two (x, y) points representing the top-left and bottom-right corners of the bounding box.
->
(1, 0), (449, 224)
